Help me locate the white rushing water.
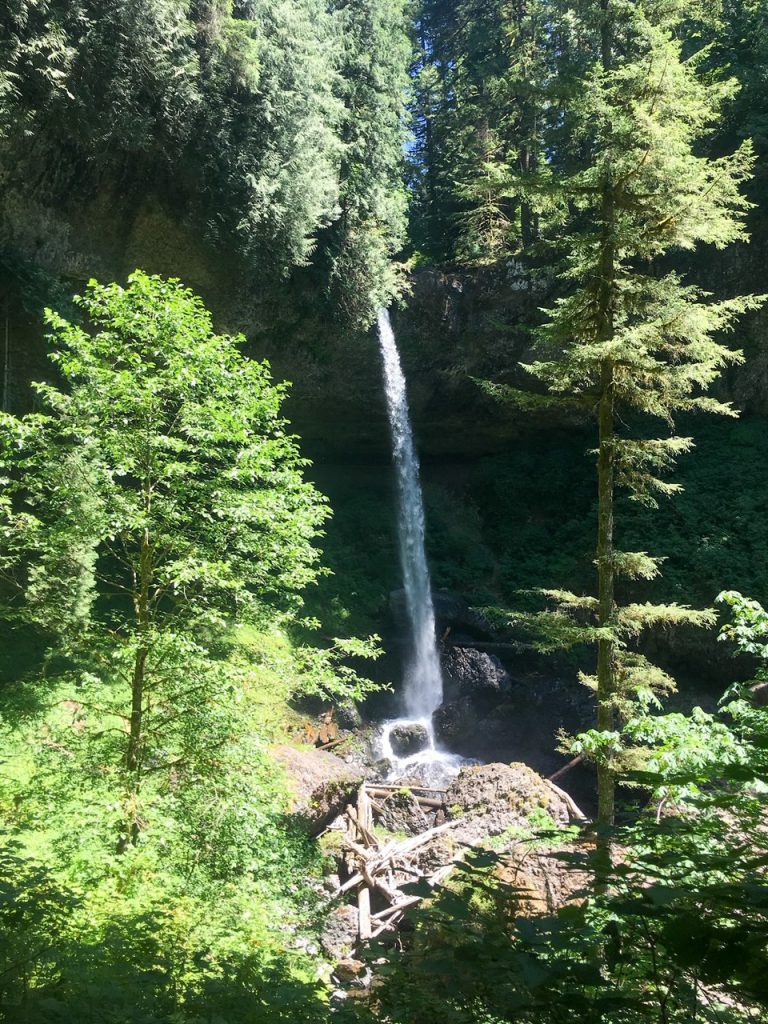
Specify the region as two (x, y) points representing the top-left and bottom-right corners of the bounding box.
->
(377, 308), (443, 721)
(376, 310), (468, 785)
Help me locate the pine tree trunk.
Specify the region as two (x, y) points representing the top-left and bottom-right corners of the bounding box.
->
(596, 356), (616, 834)
(595, 0), (617, 876)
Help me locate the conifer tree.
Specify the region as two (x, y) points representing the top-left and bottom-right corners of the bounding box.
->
(521, 0), (763, 835)
(409, 0), (553, 264)
(324, 0), (412, 322)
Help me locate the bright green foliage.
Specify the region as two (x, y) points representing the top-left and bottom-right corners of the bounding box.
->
(0, 272), (383, 1020)
(0, 270), (329, 628)
(718, 589), (768, 663)
(0, 271), (352, 845)
(0, 642), (333, 1023)
(512, 0), (764, 829)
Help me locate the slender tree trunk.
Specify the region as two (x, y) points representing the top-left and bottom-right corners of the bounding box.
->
(126, 644), (147, 776)
(122, 521), (152, 849)
(596, 356), (616, 834)
(595, 0), (617, 879)
(3, 294), (10, 413)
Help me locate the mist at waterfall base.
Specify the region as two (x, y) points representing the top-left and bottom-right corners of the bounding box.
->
(375, 309), (468, 787)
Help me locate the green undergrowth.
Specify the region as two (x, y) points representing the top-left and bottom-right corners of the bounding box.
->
(0, 623), (337, 1024)
(484, 806), (577, 852)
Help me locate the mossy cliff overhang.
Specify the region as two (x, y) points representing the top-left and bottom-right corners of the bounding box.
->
(3, 190), (766, 453)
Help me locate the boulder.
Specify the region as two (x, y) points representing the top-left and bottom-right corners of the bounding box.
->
(432, 697), (479, 747)
(369, 757), (394, 781)
(336, 702), (364, 730)
(378, 790), (430, 836)
(271, 744), (364, 837)
(442, 763), (587, 913)
(442, 646), (511, 697)
(446, 762), (571, 843)
(321, 904), (359, 959)
(388, 723), (430, 758)
(333, 958), (370, 987)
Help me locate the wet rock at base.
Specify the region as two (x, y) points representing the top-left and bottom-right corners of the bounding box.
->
(432, 696), (479, 747)
(442, 646), (511, 697)
(378, 790), (430, 836)
(398, 759), (460, 791)
(388, 723), (430, 757)
(321, 904), (359, 960)
(270, 744), (364, 837)
(369, 757), (394, 781)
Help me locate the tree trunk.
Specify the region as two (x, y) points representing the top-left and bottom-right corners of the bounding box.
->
(122, 522), (152, 850)
(595, 0), (617, 879)
(596, 356), (616, 835)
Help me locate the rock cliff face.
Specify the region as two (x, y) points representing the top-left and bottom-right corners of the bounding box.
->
(1, 189), (581, 460)
(4, 187), (767, 452)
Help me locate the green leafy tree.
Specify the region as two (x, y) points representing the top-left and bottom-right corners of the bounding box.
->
(514, 0), (764, 840)
(0, 271), (331, 846)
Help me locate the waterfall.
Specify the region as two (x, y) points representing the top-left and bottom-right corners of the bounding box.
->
(376, 308), (443, 719)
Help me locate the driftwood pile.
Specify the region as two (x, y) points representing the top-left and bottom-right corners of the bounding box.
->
(334, 783), (459, 941)
(331, 775), (590, 944)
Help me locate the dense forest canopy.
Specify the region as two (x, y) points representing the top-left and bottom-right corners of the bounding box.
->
(0, 0), (411, 318)
(1, 1), (768, 1022)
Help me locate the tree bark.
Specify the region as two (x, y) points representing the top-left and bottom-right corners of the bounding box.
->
(596, 356), (616, 835)
(122, 518), (152, 850)
(595, 0), (617, 880)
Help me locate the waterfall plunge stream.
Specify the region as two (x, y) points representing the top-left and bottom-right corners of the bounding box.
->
(376, 309), (465, 785)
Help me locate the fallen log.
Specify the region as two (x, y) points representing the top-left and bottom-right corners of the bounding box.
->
(358, 885), (371, 941)
(317, 737), (345, 751)
(546, 780), (589, 823)
(548, 754), (584, 783)
(346, 803), (378, 848)
(370, 896), (421, 921)
(364, 783), (448, 795)
(366, 787), (446, 810)
(331, 819), (461, 900)
(371, 819), (460, 870)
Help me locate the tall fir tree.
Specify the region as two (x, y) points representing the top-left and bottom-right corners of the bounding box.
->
(409, 0), (554, 265)
(520, 0), (763, 837)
